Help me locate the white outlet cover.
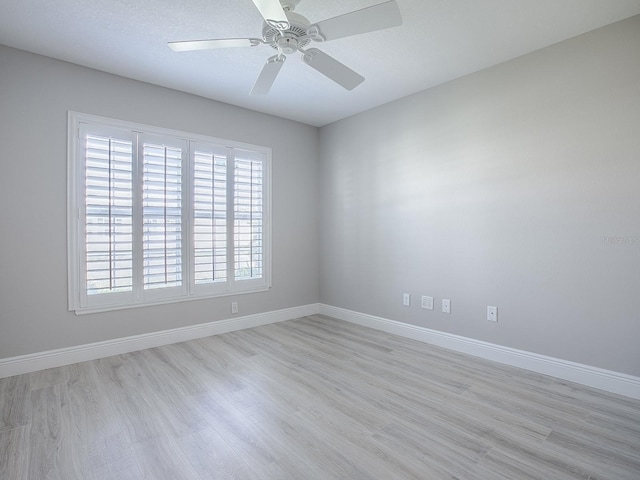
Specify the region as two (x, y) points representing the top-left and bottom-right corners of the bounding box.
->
(442, 299), (451, 314)
(487, 305), (498, 322)
(402, 293), (411, 307)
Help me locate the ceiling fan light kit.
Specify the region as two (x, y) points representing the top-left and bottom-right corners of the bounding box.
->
(169, 0), (402, 95)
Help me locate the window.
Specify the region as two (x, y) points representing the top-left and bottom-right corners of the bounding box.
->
(68, 112), (271, 313)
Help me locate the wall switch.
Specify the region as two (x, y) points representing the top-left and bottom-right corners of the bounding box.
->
(402, 293), (411, 306)
(231, 302), (239, 314)
(487, 305), (498, 322)
(421, 296), (434, 310)
(442, 299), (451, 314)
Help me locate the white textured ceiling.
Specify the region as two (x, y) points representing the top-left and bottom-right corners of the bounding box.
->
(1, 0), (639, 126)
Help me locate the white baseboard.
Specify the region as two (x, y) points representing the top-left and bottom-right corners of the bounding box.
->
(4, 302), (639, 400)
(319, 304), (640, 400)
(0, 303), (321, 379)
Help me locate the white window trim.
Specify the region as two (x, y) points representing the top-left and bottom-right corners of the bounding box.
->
(67, 111), (271, 314)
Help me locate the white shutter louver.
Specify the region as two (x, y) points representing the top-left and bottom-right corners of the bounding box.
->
(84, 134), (133, 295)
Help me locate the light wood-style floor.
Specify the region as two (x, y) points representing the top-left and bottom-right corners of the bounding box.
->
(1, 315), (639, 479)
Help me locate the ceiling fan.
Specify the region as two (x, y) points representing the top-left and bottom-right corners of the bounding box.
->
(168, 0), (402, 95)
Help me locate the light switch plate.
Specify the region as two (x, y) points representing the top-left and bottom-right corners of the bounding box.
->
(421, 296), (434, 310)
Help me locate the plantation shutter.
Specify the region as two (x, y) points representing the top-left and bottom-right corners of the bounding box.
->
(141, 136), (186, 293)
(234, 152), (264, 281)
(82, 127), (134, 299)
(69, 112), (271, 313)
(192, 144), (228, 288)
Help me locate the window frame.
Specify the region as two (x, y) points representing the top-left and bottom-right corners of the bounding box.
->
(67, 111), (271, 314)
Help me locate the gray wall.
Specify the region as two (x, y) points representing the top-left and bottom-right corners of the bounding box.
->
(0, 45), (319, 358)
(319, 16), (640, 376)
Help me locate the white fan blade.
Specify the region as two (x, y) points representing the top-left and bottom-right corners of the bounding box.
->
(251, 0), (289, 30)
(312, 0), (402, 42)
(168, 38), (260, 52)
(251, 55), (286, 95)
(301, 48), (364, 90)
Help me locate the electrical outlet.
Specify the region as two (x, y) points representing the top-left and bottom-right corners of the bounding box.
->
(403, 293), (411, 307)
(231, 302), (239, 314)
(487, 305), (498, 322)
(442, 299), (451, 314)
(421, 296), (434, 310)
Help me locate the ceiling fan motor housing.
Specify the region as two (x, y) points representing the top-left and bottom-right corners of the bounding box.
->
(263, 11), (311, 54)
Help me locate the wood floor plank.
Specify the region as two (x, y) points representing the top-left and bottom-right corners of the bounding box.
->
(0, 374), (30, 431)
(28, 385), (63, 479)
(0, 425), (28, 480)
(133, 434), (200, 480)
(192, 389), (282, 469)
(1, 315), (639, 479)
(471, 447), (591, 480)
(176, 425), (258, 480)
(95, 431), (145, 480)
(544, 429), (640, 480)
(29, 366), (69, 391)
(101, 374), (166, 445)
